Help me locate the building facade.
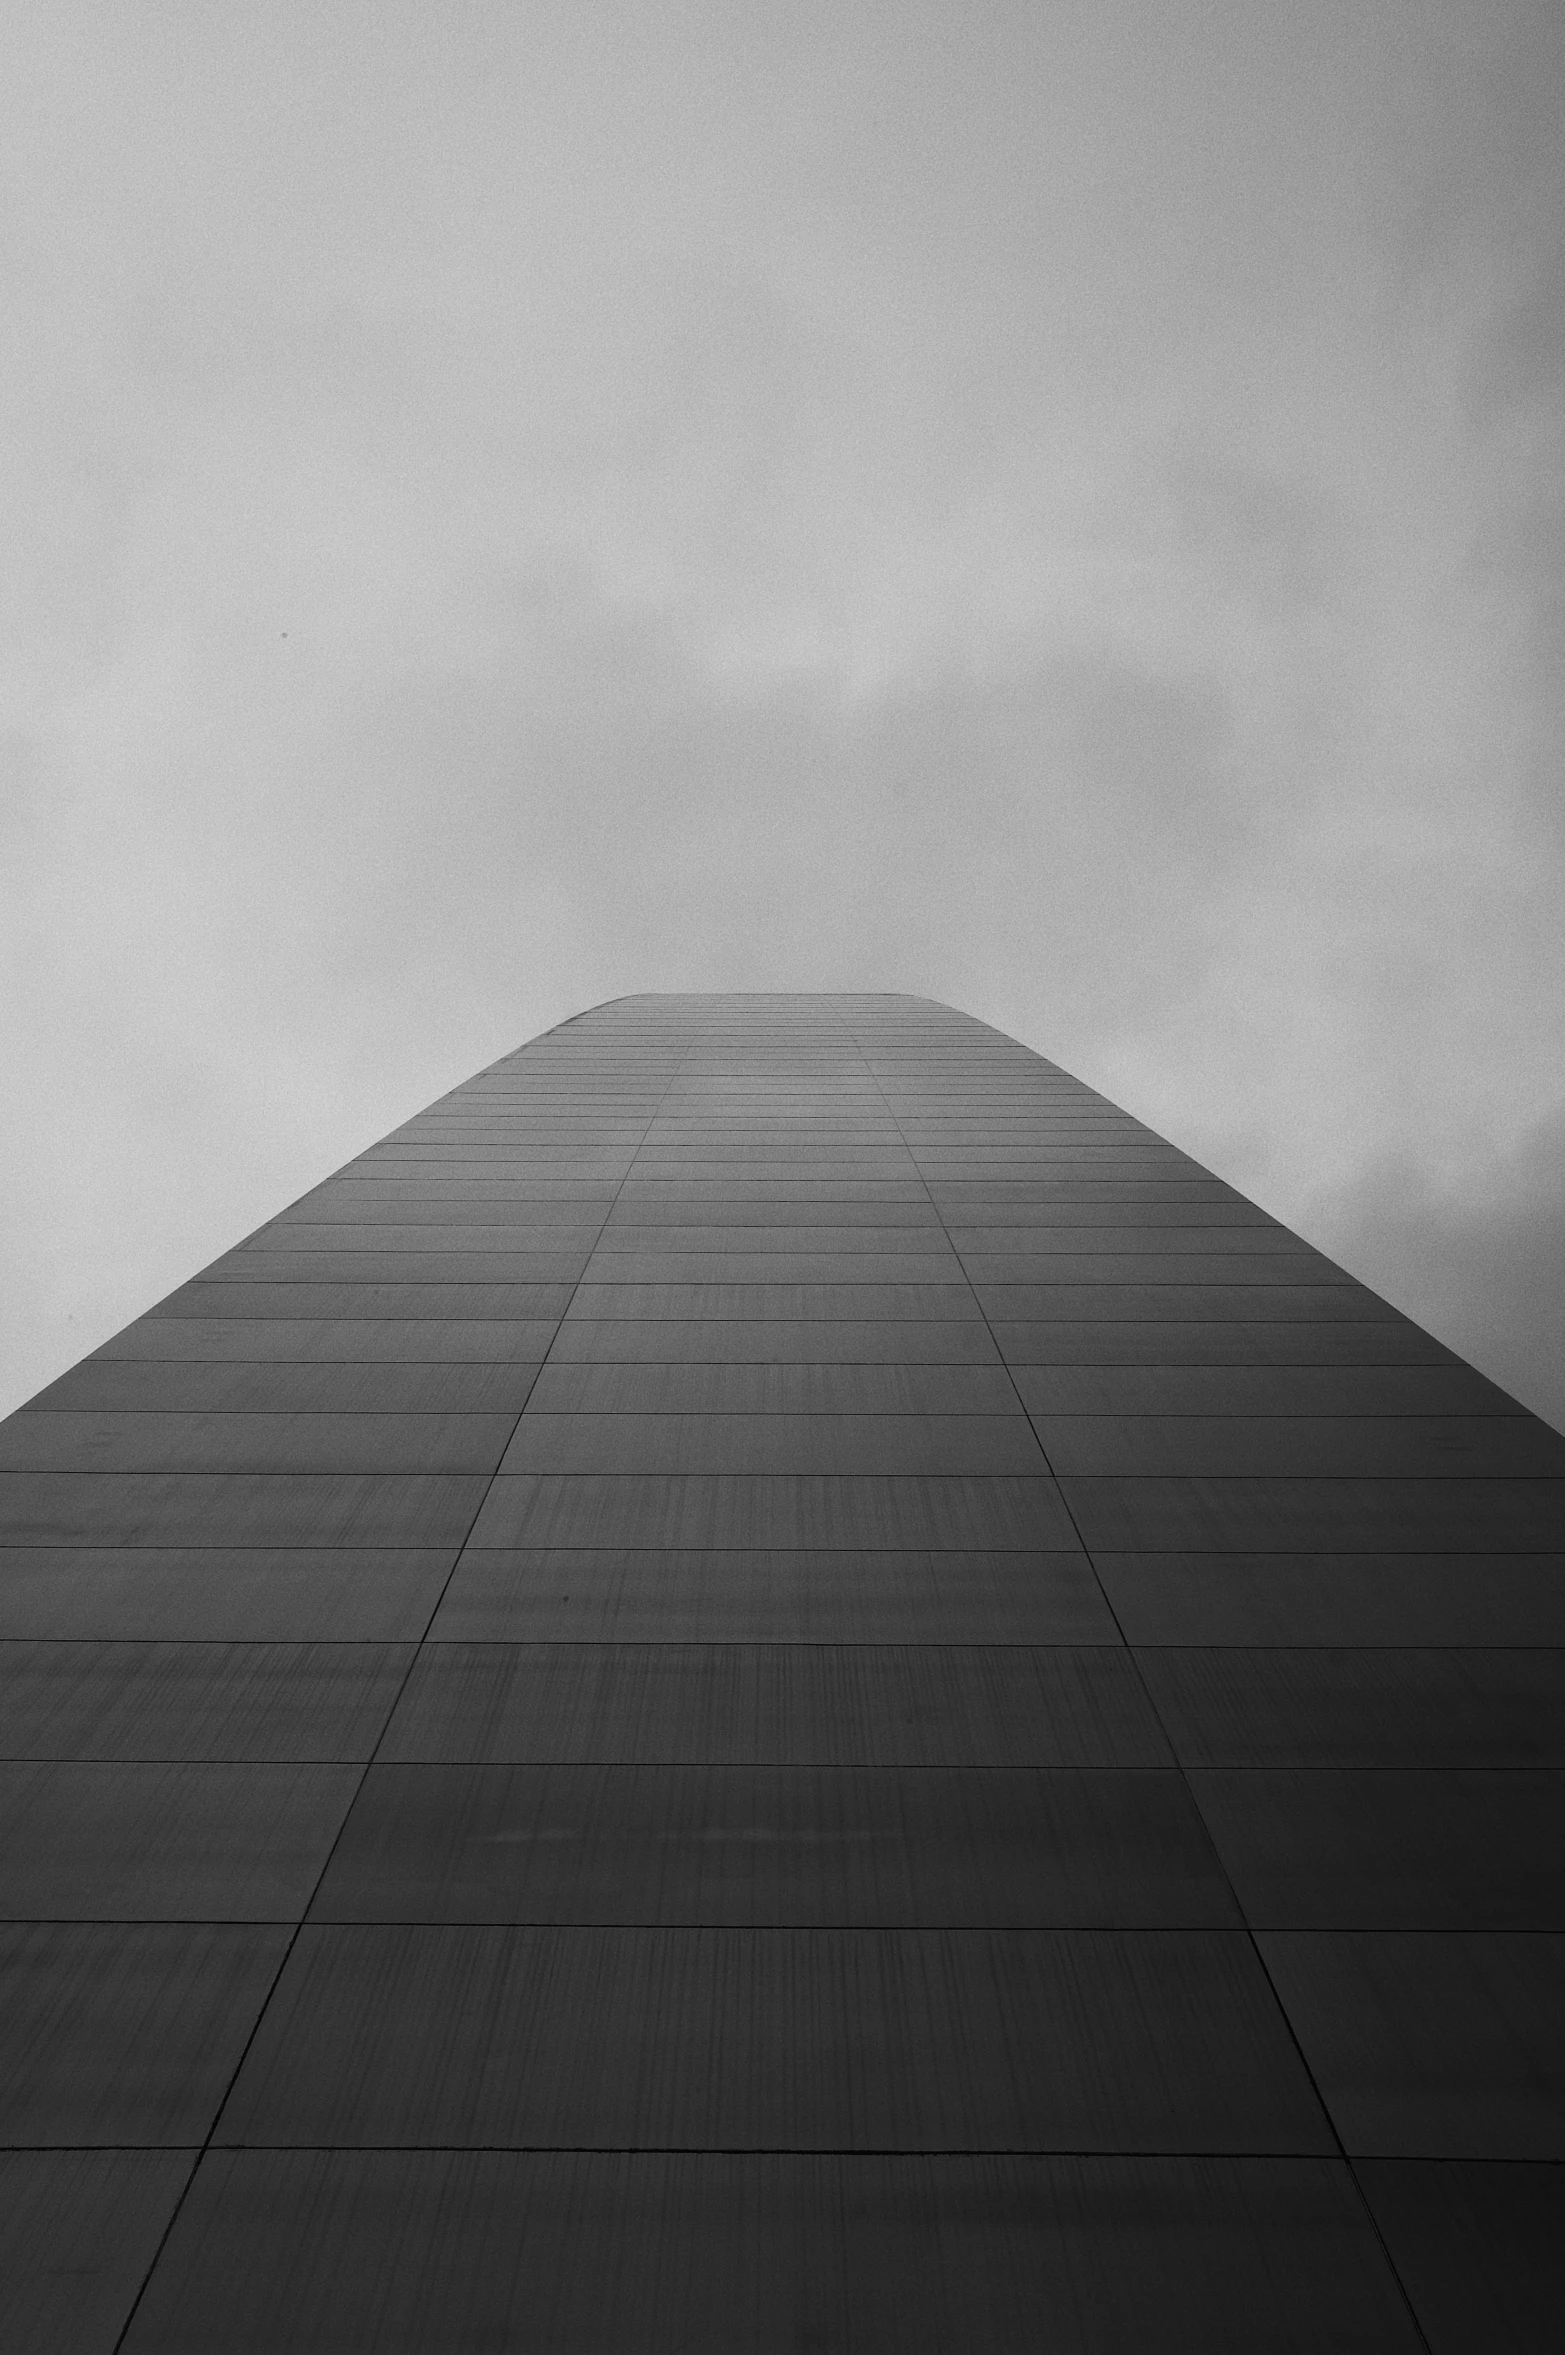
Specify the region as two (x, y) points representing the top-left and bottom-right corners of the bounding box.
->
(1, 993), (1560, 2347)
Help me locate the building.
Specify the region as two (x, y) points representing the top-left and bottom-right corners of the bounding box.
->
(1, 992), (1559, 2348)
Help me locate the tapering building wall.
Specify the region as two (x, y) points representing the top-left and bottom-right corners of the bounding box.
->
(1, 993), (1559, 2349)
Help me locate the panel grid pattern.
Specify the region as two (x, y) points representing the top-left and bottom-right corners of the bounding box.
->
(1, 992), (1559, 2350)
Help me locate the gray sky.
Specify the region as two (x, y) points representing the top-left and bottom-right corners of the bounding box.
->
(4, 0), (1563, 1427)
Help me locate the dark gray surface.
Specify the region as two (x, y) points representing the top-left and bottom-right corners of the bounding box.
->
(120, 2152), (1419, 2353)
(153, 1279), (578, 1319)
(0, 1922), (291, 2143)
(88, 1315), (561, 1360)
(29, 1359), (545, 1412)
(0, 1469), (489, 1547)
(378, 1641), (1168, 1764)
(1189, 1769), (1565, 1927)
(203, 1249), (593, 1283)
(992, 1318), (1461, 1365)
(0, 1547), (455, 1640)
(468, 1470), (1083, 1548)
(0, 1761), (360, 1916)
(1036, 1413), (1565, 1475)
(310, 1762), (1239, 1925)
(0, 1409), (521, 1474)
(578, 1250), (966, 1281)
(968, 1252), (1354, 1285)
(1356, 2160), (1563, 2353)
(217, 1924), (1329, 2151)
(429, 1546), (1120, 1641)
(1013, 1362), (1526, 1414)
(0, 2153), (193, 2354)
(1061, 1471), (1565, 1550)
(1095, 1552), (1565, 1645)
(3, 991), (1557, 2344)
(254, 1222), (604, 1246)
(0, 1641), (413, 1760)
(496, 1408), (1046, 1473)
(545, 1315), (1006, 1360)
(526, 1359), (1020, 1410)
(978, 1282), (1403, 1321)
(564, 1280), (985, 1319)
(947, 1222), (1315, 1249)
(1136, 1646), (1565, 1765)
(1256, 1932), (1565, 2157)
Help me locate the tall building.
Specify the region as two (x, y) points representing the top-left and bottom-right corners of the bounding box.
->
(1, 992), (1559, 2350)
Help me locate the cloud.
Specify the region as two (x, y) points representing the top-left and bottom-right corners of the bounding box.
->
(2, 0), (1562, 1426)
(1307, 1107), (1565, 1428)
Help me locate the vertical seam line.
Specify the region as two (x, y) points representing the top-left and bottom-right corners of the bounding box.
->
(840, 1005), (1435, 2353)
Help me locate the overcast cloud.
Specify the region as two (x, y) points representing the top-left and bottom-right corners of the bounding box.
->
(4, 0), (1563, 1425)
